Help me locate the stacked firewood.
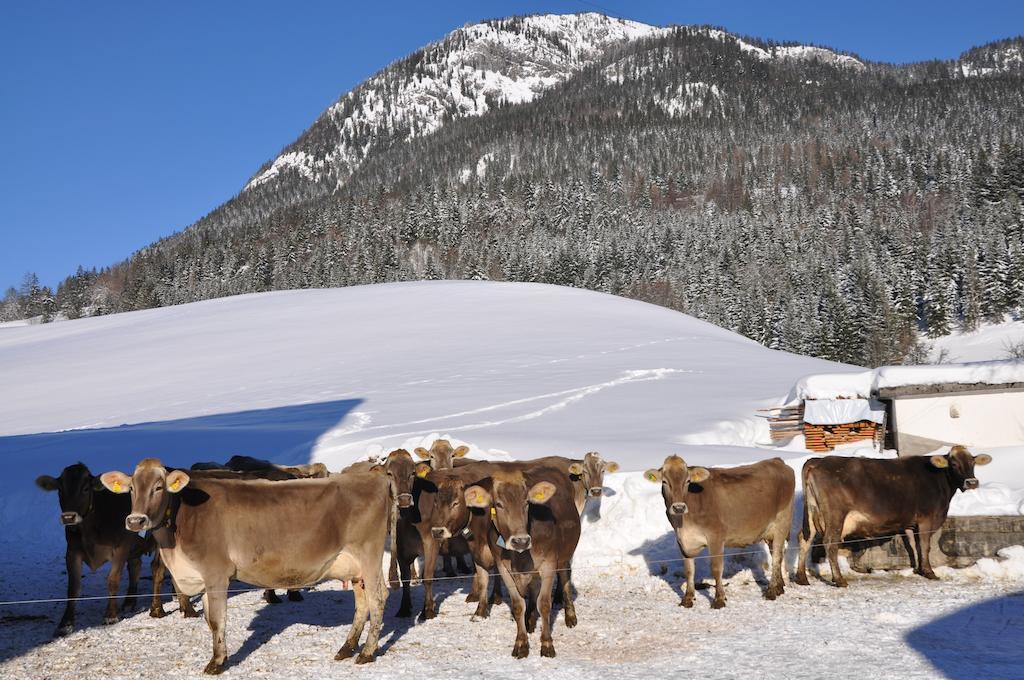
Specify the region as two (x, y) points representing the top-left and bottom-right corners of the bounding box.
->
(761, 405), (804, 441)
(803, 421), (880, 452)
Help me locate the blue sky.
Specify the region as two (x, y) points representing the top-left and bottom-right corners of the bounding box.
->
(2, 1), (1022, 292)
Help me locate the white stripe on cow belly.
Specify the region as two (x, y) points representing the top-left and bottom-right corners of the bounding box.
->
(841, 511), (873, 539)
(161, 548), (205, 596)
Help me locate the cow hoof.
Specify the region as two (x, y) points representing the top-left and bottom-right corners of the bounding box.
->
(203, 660), (224, 675)
(921, 571), (939, 581)
(264, 591), (283, 605)
(465, 592), (479, 603)
(335, 643), (356, 661)
(541, 643), (556, 658)
(711, 598), (726, 610)
(564, 611), (577, 628)
(355, 653), (376, 665)
(287, 590), (304, 602)
(472, 608), (489, 620)
(512, 641), (530, 659)
(681, 594), (694, 608)
(793, 572), (809, 586)
(833, 580), (848, 589)
(765, 585), (782, 600)
(103, 615), (119, 625)
(54, 623), (73, 637)
(149, 607), (167, 619)
(419, 608), (436, 621)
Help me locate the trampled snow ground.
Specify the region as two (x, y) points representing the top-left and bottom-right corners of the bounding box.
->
(1, 282), (1021, 678)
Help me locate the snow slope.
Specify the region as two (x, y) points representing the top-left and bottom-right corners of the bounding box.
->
(2, 282), (1022, 677)
(931, 316), (1024, 362)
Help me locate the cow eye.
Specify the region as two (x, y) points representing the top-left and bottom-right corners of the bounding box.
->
(495, 501), (504, 509)
(153, 484), (163, 493)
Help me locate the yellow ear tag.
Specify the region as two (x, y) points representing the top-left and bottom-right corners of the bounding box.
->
(490, 507), (497, 519)
(170, 479), (180, 492)
(532, 491), (546, 501)
(112, 481), (122, 492)
(417, 467), (429, 478)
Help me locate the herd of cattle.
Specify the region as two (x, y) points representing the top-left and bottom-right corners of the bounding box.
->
(35, 440), (991, 674)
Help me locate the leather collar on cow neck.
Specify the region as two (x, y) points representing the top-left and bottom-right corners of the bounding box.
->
(151, 496), (180, 549)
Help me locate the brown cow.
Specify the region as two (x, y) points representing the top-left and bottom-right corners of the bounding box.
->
(100, 458), (391, 674)
(189, 458), (331, 604)
(415, 439), (469, 470)
(465, 465), (581, 659)
(35, 463), (197, 636)
(795, 445), (992, 588)
(644, 456), (794, 609)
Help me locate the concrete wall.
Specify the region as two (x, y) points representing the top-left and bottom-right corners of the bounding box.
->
(844, 515), (1024, 571)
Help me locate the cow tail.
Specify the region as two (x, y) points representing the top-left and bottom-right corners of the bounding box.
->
(800, 464), (814, 542)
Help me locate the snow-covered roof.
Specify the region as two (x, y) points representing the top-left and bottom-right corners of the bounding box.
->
(786, 360), (1024, 404)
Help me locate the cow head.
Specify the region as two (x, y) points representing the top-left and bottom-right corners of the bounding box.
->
(429, 477), (471, 541)
(464, 473), (556, 553)
(569, 451), (620, 499)
(99, 458), (190, 532)
(644, 455), (710, 519)
(415, 439), (469, 470)
(930, 445), (991, 491)
(35, 462), (103, 527)
(371, 449), (424, 509)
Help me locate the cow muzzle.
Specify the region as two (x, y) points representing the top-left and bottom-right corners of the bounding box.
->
(60, 512), (82, 526)
(125, 513), (150, 532)
(964, 478), (979, 490)
(431, 527), (452, 540)
(508, 535), (532, 552)
(396, 493), (414, 509)
(589, 487), (603, 498)
(670, 502), (688, 516)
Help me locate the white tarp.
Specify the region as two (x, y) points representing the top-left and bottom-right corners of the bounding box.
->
(803, 398), (885, 425)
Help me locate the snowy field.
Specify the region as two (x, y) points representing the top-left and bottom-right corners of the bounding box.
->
(1, 281), (1022, 678)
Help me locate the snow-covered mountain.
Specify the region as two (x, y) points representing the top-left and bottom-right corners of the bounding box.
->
(243, 13), (869, 195)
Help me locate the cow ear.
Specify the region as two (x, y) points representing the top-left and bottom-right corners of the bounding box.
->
(166, 470), (190, 493)
(416, 463), (432, 478)
(605, 461), (620, 473)
(464, 485), (491, 508)
(644, 469), (662, 483)
(568, 462), (584, 476)
(35, 475), (59, 492)
(973, 454), (992, 466)
(414, 447), (431, 460)
(453, 446), (469, 458)
(100, 471), (132, 494)
(368, 464), (385, 474)
(930, 455), (950, 469)
(528, 481), (556, 505)
(689, 467), (710, 484)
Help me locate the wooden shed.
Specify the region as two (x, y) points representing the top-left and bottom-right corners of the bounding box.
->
(770, 361), (1024, 455)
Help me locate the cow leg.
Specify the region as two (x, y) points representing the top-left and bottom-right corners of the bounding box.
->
(287, 589), (304, 602)
(336, 579), (368, 661)
(466, 562), (483, 603)
(795, 512), (818, 586)
(103, 556), (125, 624)
(123, 556), (142, 613)
(443, 553), (457, 578)
(500, 565), (529, 659)
(149, 552), (168, 618)
(710, 543), (727, 609)
(471, 564), (491, 618)
(202, 583), (229, 674)
(765, 528), (787, 600)
(456, 552), (473, 575)
(420, 538), (439, 620)
(525, 578), (540, 633)
(558, 562), (577, 628)
(387, 505), (400, 589)
(176, 579), (200, 618)
(681, 557), (696, 608)
(902, 529), (919, 572)
(356, 570), (386, 664)
(263, 589), (283, 604)
(825, 523), (848, 588)
(915, 524), (939, 580)
(396, 554), (413, 618)
(539, 566), (557, 658)
(55, 549), (82, 636)
(490, 569), (504, 607)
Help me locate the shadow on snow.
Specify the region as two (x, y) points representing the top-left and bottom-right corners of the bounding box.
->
(0, 398), (363, 663)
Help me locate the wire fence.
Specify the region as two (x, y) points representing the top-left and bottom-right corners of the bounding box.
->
(0, 526), (943, 608)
